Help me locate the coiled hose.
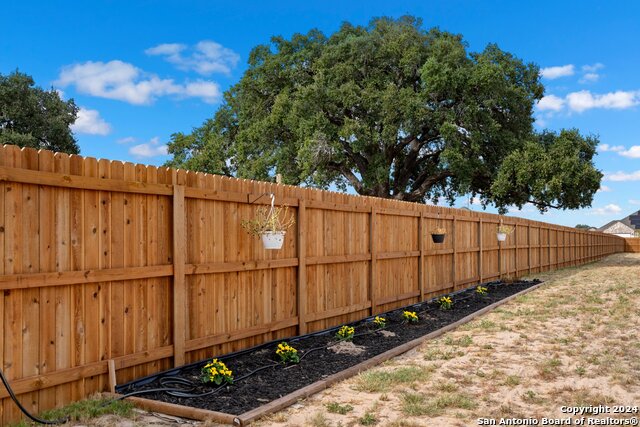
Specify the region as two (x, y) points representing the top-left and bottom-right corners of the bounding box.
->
(0, 367), (68, 424)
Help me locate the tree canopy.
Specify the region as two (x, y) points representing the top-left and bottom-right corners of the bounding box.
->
(0, 70), (80, 154)
(166, 16), (602, 213)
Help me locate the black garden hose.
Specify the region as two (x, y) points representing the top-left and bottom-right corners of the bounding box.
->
(0, 367), (69, 425)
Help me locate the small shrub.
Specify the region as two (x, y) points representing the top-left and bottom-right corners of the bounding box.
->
(36, 397), (134, 424)
(308, 411), (331, 427)
(476, 286), (488, 296)
(373, 316), (387, 329)
(439, 296), (453, 310)
(326, 402), (354, 415)
(402, 311), (419, 323)
(336, 325), (355, 341)
(201, 358), (233, 385)
(275, 342), (300, 364)
(359, 411), (378, 426)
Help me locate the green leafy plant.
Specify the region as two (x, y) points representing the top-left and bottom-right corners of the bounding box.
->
(201, 358), (233, 385)
(475, 286), (488, 296)
(336, 325), (355, 341)
(402, 310), (419, 323)
(326, 402), (354, 415)
(497, 224), (515, 235)
(275, 342), (300, 364)
(439, 296), (453, 310)
(373, 316), (386, 329)
(359, 411), (378, 426)
(241, 205), (295, 236)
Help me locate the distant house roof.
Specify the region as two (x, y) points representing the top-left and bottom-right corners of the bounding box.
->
(598, 210), (640, 234)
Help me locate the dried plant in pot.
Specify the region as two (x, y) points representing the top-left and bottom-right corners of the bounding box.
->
(497, 224), (514, 242)
(431, 227), (446, 244)
(242, 204), (295, 250)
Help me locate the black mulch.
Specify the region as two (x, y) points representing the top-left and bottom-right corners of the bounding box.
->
(117, 279), (541, 415)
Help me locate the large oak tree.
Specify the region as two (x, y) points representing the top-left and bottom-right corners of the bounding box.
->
(166, 16), (601, 213)
(0, 71), (80, 154)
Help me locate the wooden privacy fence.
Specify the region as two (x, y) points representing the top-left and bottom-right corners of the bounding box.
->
(625, 238), (640, 253)
(0, 145), (626, 423)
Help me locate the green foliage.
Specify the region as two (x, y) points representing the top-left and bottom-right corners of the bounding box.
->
(0, 70), (79, 153)
(439, 296), (453, 310)
(373, 316), (387, 328)
(336, 325), (355, 340)
(402, 310), (419, 323)
(9, 397), (134, 426)
(201, 358), (233, 385)
(359, 411), (378, 426)
(166, 16), (601, 213)
(326, 402), (354, 414)
(241, 205), (295, 236)
(575, 224), (593, 229)
(275, 342), (300, 364)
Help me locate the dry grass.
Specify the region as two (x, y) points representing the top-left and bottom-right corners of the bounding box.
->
(258, 253), (640, 426)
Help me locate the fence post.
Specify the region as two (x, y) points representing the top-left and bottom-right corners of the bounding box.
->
(172, 184), (186, 367)
(528, 225), (532, 275)
(548, 228), (552, 271)
(478, 218), (483, 284)
(514, 223), (518, 276)
(418, 213), (425, 301)
(498, 223), (502, 279)
(370, 206), (377, 315)
(297, 199), (307, 335)
(452, 217), (457, 288)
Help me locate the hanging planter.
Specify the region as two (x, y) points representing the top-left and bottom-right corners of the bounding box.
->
(431, 227), (446, 244)
(260, 231), (286, 250)
(497, 224), (514, 242)
(242, 194), (295, 250)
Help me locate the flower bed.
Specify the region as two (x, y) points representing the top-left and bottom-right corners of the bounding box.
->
(117, 279), (541, 419)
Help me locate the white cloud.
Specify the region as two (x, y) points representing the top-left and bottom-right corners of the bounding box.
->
(117, 136), (137, 144)
(598, 185), (612, 192)
(579, 73), (600, 84)
(145, 43), (186, 56)
(590, 204), (622, 215)
(56, 60), (221, 105)
(71, 107), (111, 135)
(582, 63), (604, 73)
(566, 90), (640, 112)
(619, 145), (640, 159)
(129, 137), (168, 158)
(629, 199), (640, 206)
(579, 63), (604, 84)
(184, 80), (222, 103)
(146, 40), (240, 76)
(605, 170), (640, 182)
(540, 64), (575, 79)
(507, 203), (536, 214)
(537, 95), (565, 111)
(598, 144), (625, 152)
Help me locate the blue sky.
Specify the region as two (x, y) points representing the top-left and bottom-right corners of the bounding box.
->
(1, 0), (639, 228)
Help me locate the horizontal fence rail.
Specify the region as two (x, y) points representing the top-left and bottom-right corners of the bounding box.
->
(0, 145), (626, 423)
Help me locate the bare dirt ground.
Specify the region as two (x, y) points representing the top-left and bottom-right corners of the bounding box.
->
(54, 253), (640, 426)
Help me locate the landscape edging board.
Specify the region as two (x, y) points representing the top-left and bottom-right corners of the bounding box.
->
(116, 281), (546, 426)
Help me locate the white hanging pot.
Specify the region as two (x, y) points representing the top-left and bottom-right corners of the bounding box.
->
(261, 231), (286, 249)
(497, 232), (507, 242)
